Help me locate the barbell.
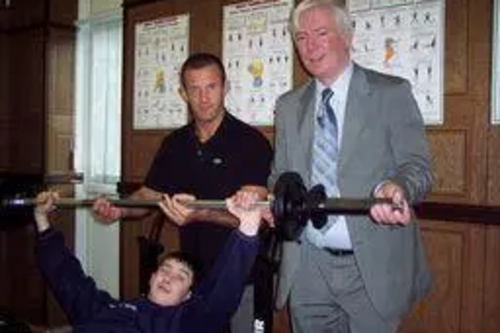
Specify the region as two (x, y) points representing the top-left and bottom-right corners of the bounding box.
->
(1, 172), (398, 240)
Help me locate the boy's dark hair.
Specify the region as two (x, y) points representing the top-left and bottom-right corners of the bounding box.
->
(157, 251), (201, 286)
(180, 52), (226, 88)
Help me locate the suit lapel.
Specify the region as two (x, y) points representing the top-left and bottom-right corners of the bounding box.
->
(339, 65), (372, 174)
(295, 82), (316, 187)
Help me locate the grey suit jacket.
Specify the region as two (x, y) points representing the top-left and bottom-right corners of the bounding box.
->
(269, 64), (432, 320)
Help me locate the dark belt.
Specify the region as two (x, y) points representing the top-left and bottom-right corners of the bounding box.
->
(323, 248), (354, 256)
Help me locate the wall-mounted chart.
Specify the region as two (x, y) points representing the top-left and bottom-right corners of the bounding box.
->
(223, 0), (294, 126)
(133, 14), (189, 129)
(349, 0), (445, 125)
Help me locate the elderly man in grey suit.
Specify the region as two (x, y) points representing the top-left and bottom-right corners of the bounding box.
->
(269, 0), (433, 332)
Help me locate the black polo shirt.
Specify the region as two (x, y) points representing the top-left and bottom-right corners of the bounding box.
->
(145, 112), (273, 279)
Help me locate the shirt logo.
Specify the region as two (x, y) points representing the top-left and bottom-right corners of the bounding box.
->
(108, 302), (138, 312)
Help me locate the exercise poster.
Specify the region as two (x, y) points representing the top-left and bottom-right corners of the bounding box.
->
(133, 14), (190, 129)
(223, 0), (294, 126)
(348, 0), (445, 124)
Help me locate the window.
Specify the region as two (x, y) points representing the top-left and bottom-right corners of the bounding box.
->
(76, 12), (122, 190)
(74, 10), (123, 297)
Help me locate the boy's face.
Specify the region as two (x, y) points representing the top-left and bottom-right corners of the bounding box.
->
(148, 258), (194, 306)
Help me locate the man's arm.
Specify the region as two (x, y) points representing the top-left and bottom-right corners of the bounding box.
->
(159, 185), (268, 228)
(35, 192), (116, 324)
(370, 80), (432, 225)
(187, 192), (262, 329)
(92, 186), (162, 224)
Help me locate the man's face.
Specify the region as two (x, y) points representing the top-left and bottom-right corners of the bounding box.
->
(148, 258), (194, 306)
(181, 64), (227, 125)
(294, 6), (351, 85)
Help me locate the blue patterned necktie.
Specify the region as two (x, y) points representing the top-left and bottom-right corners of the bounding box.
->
(311, 88), (338, 231)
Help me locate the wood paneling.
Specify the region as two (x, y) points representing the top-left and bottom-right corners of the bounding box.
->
(46, 27), (76, 174)
(428, 130), (467, 196)
(0, 0), (77, 328)
(8, 29), (45, 173)
(0, 32), (9, 171)
(487, 130), (500, 205)
(125, 133), (165, 182)
(483, 226), (500, 333)
(402, 220), (486, 333)
(402, 222), (465, 333)
(47, 29), (75, 114)
(49, 0), (78, 26)
(426, 0), (491, 205)
(0, 0), (46, 31)
(444, 0), (468, 94)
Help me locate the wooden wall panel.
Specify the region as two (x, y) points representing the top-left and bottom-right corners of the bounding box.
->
(191, 0), (222, 54)
(462, 0), (491, 205)
(47, 29), (75, 115)
(402, 221), (486, 333)
(46, 116), (73, 172)
(487, 130), (500, 205)
(8, 29), (45, 173)
(46, 28), (76, 174)
(0, 8), (8, 31)
(124, 134), (165, 182)
(49, 0), (78, 25)
(0, 0), (77, 328)
(1, 0), (46, 30)
(0, 32), (9, 171)
(428, 130), (467, 197)
(483, 225), (500, 333)
(9, 117), (44, 172)
(402, 223), (463, 333)
(427, 0), (491, 205)
(444, 0), (467, 94)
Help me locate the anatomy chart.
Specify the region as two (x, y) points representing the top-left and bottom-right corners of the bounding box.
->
(133, 14), (189, 129)
(223, 0), (294, 126)
(349, 0), (444, 124)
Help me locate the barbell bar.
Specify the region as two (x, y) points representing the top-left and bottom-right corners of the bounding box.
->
(2, 197), (393, 212)
(0, 172), (401, 241)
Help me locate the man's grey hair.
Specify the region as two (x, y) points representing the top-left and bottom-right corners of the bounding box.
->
(289, 0), (353, 41)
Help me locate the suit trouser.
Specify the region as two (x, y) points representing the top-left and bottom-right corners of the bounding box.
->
(289, 241), (399, 333)
(231, 285), (254, 333)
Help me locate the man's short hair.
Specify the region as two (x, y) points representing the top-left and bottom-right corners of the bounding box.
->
(180, 52), (226, 88)
(157, 251), (201, 286)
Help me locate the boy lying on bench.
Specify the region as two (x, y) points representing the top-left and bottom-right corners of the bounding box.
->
(34, 191), (264, 333)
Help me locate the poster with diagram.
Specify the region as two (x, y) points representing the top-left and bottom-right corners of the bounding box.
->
(348, 0), (444, 124)
(133, 14), (189, 129)
(223, 0), (294, 126)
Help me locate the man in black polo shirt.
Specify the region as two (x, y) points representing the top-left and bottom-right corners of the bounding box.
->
(93, 53), (273, 333)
